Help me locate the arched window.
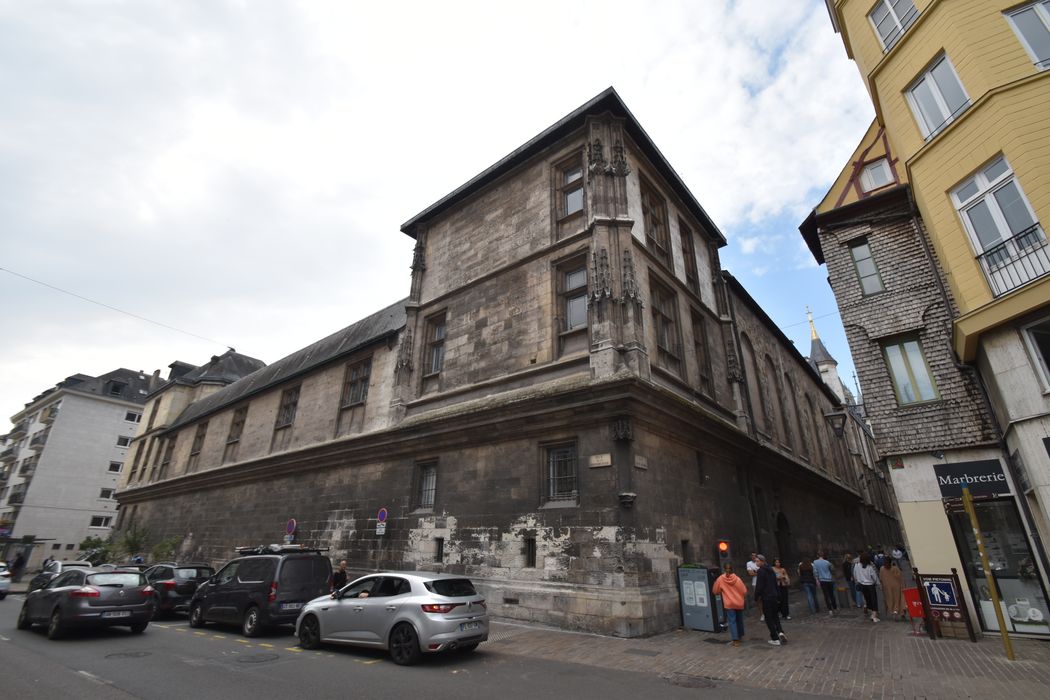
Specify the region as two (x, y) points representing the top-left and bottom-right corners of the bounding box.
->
(765, 355), (787, 446)
(785, 373), (809, 460)
(806, 394), (827, 471)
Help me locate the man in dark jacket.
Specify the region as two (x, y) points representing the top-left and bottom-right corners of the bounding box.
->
(754, 555), (787, 646)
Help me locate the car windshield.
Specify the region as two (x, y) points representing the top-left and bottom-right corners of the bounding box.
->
(87, 573), (146, 587)
(175, 568), (213, 579)
(425, 578), (477, 597)
(279, 557), (329, 586)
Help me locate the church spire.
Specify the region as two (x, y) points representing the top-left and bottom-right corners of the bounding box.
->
(807, 306), (819, 341)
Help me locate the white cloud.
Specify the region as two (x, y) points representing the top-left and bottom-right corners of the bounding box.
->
(0, 0), (870, 421)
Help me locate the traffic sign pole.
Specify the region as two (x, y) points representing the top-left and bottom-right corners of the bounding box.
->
(962, 486), (1014, 660)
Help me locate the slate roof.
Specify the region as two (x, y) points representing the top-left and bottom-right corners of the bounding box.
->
(810, 335), (837, 366)
(166, 298), (407, 432)
(176, 351), (266, 386)
(25, 369), (154, 411)
(400, 87), (727, 247)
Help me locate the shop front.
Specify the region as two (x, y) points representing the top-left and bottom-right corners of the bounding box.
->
(938, 460), (1050, 637)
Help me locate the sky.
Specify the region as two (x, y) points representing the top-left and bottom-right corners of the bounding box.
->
(0, 0), (875, 423)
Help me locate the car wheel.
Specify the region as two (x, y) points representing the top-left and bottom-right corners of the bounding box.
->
(47, 609), (65, 640)
(16, 603), (32, 630)
(298, 615), (321, 650)
(389, 623), (422, 666)
(188, 604), (206, 628)
(130, 621), (148, 634)
(458, 642), (480, 652)
(242, 606), (261, 638)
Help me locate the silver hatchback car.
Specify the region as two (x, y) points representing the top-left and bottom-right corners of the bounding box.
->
(294, 572), (488, 665)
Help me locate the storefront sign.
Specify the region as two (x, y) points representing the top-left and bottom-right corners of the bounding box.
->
(934, 460), (1008, 498)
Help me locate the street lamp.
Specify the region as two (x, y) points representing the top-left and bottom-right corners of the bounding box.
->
(824, 409), (848, 437)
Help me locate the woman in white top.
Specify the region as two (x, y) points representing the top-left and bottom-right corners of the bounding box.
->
(853, 553), (880, 622)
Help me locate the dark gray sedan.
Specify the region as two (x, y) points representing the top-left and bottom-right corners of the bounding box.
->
(17, 568), (155, 639)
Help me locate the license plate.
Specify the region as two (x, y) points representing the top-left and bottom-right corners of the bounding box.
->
(102, 611), (131, 618)
(281, 602), (302, 611)
(459, 621), (480, 631)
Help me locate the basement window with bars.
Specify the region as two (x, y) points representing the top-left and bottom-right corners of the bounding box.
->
(543, 442), (578, 505)
(414, 460), (437, 510)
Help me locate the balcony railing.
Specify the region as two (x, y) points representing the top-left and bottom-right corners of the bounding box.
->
(9, 420), (29, 439)
(978, 224), (1050, 297)
(8, 492), (25, 505)
(41, 404), (60, 424)
(29, 430), (49, 451)
(0, 446), (15, 463)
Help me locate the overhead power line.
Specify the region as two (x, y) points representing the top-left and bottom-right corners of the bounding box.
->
(1, 266), (231, 348)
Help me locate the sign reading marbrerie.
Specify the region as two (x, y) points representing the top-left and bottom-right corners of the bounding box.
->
(934, 459), (1009, 498)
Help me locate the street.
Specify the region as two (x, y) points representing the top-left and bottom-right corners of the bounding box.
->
(0, 596), (808, 700)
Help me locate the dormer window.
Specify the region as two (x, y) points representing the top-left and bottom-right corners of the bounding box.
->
(106, 381), (127, 397)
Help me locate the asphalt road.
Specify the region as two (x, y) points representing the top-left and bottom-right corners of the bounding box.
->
(0, 596), (812, 699)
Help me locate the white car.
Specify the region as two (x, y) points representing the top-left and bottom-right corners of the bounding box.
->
(294, 572), (488, 665)
(0, 563), (10, 599)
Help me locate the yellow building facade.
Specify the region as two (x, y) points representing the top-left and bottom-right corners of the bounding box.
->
(814, 0), (1050, 637)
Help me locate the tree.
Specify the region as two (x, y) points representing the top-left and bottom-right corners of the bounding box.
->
(151, 536), (182, 562)
(79, 535), (114, 565)
(119, 523), (151, 561)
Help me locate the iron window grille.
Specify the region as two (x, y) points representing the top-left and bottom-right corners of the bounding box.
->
(415, 461), (437, 509)
(545, 443), (578, 503)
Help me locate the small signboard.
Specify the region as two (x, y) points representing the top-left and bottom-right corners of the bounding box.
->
(285, 518), (297, 535)
(377, 507), (388, 523)
(903, 587), (925, 619)
(376, 522), (387, 536)
(924, 579), (959, 608)
(934, 460), (1009, 498)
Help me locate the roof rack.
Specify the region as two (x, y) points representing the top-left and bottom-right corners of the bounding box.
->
(234, 544), (330, 556)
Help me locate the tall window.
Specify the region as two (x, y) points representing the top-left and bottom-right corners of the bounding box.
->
(906, 54), (969, 139)
(145, 399), (161, 430)
(186, 422), (208, 472)
(952, 156), (1046, 296)
(562, 264), (588, 332)
(223, 406), (248, 464)
(868, 0), (918, 50)
(650, 281), (681, 375)
(272, 387), (299, 452)
(679, 220), (701, 295)
(341, 358), (372, 407)
(544, 442), (578, 504)
(1007, 2), (1050, 70)
(558, 159), (584, 218)
(1024, 316), (1050, 390)
(157, 439), (175, 480)
(883, 337), (939, 404)
(849, 238), (885, 295)
(425, 313), (446, 376)
(641, 179), (670, 267)
(691, 313), (712, 396)
(414, 461), (437, 510)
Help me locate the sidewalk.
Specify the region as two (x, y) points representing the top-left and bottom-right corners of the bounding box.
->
(487, 603), (1050, 699)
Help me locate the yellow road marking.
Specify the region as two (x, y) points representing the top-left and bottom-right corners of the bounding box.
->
(257, 643), (274, 648)
(154, 624), (171, 629)
(212, 635), (226, 640)
(236, 639), (250, 644)
(193, 632), (207, 636)
(360, 659), (381, 665)
(285, 647), (302, 653)
(175, 628), (187, 632)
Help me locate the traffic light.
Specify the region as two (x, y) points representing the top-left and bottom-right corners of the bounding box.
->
(716, 539), (732, 569)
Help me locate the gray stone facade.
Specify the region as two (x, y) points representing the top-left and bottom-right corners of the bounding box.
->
(116, 89), (898, 637)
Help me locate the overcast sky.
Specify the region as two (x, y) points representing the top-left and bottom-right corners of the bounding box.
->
(0, 0), (874, 423)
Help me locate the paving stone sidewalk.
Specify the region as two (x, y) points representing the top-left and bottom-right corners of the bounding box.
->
(488, 607), (1050, 699)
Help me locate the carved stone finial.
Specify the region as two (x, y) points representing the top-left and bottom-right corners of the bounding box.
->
(590, 248), (613, 303)
(588, 139), (607, 181)
(395, 328), (414, 373)
(609, 142), (630, 177)
(620, 249), (642, 307)
(612, 417), (634, 442)
(411, 240), (426, 272)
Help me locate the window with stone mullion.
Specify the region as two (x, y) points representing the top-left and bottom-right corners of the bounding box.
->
(641, 180), (670, 267)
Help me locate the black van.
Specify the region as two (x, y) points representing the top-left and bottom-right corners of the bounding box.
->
(188, 545), (332, 637)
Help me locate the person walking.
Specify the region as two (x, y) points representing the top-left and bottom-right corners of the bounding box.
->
(842, 553), (863, 608)
(773, 558), (791, 620)
(797, 558), (819, 614)
(813, 551), (838, 615)
(11, 552), (26, 583)
(854, 553), (880, 622)
(879, 558), (906, 620)
(746, 552), (762, 621)
(754, 555), (787, 646)
(712, 563), (747, 647)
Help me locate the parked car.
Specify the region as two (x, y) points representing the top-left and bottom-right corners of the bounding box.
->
(17, 568), (155, 639)
(0, 562), (11, 599)
(189, 544), (331, 637)
(27, 560), (92, 592)
(143, 563), (215, 617)
(294, 572), (488, 665)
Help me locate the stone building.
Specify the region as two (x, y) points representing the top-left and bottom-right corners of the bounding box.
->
(116, 88), (897, 636)
(0, 369), (156, 569)
(805, 0), (1050, 636)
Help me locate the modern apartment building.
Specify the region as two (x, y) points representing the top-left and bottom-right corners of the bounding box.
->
(115, 89), (898, 637)
(0, 369), (155, 569)
(802, 0), (1050, 637)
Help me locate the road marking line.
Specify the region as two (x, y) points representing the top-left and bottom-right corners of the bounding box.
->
(257, 643), (274, 648)
(175, 628), (187, 632)
(77, 670), (111, 686)
(361, 659), (381, 665)
(285, 647), (302, 652)
(193, 632), (207, 636)
(0, 635), (10, 641)
(154, 624), (171, 629)
(236, 640), (251, 645)
(212, 635), (227, 640)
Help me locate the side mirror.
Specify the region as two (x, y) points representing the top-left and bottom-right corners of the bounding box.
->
(330, 591), (339, 600)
